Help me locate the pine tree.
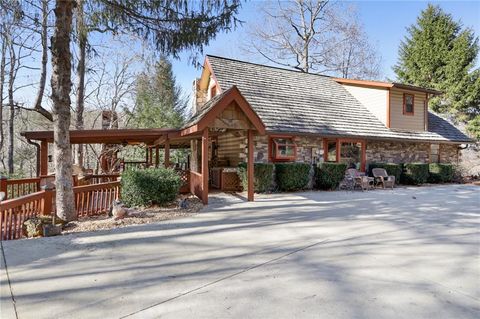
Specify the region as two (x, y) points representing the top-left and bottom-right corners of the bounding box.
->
(394, 4), (479, 136)
(133, 57), (188, 129)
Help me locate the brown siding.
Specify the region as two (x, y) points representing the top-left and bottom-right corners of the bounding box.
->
(389, 88), (427, 131)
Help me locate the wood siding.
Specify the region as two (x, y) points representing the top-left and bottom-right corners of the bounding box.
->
(342, 84), (388, 126)
(390, 88), (427, 131)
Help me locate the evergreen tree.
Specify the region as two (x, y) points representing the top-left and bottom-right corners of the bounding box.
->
(394, 4), (480, 137)
(133, 57), (188, 129)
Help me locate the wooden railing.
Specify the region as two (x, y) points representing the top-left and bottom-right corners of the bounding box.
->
(74, 181), (121, 217)
(83, 174), (120, 185)
(190, 171), (204, 202)
(0, 177), (41, 200)
(0, 190), (52, 240)
(0, 181), (120, 240)
(122, 161), (148, 171)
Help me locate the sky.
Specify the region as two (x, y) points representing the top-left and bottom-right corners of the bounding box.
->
(171, 0), (480, 95)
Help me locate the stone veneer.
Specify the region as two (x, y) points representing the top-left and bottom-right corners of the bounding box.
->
(249, 135), (459, 165)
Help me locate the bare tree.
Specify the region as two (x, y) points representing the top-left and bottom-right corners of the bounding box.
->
(50, 0), (76, 221)
(74, 0), (87, 167)
(245, 0), (381, 79)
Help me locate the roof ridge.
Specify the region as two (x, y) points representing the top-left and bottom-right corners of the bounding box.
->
(205, 54), (333, 79)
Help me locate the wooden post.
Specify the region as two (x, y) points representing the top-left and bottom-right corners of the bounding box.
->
(40, 140), (48, 176)
(247, 129), (254, 201)
(155, 146), (159, 167)
(41, 183), (55, 216)
(0, 176), (8, 200)
(201, 129), (209, 205)
(149, 147), (153, 166)
(145, 147), (149, 166)
(164, 139), (170, 168)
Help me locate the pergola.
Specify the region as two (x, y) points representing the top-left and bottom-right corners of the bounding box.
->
(21, 86), (266, 204)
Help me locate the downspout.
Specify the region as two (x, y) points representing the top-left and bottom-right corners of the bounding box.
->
(26, 138), (41, 177)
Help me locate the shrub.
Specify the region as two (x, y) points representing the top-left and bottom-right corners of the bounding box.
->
(368, 163), (402, 183)
(238, 163), (275, 193)
(315, 163), (348, 190)
(400, 163), (429, 185)
(428, 163), (454, 183)
(121, 167), (181, 207)
(275, 163), (311, 191)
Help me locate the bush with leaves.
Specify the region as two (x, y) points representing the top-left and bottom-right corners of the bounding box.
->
(368, 163), (402, 183)
(121, 167), (181, 207)
(400, 163), (429, 185)
(275, 163), (311, 191)
(428, 163), (454, 183)
(238, 163), (275, 193)
(315, 163), (348, 190)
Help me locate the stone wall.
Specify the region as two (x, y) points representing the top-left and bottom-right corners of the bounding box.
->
(193, 79), (208, 114)
(366, 141), (430, 164)
(440, 144), (459, 164)
(241, 135), (459, 166)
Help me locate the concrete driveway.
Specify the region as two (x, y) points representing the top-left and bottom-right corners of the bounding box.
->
(1, 185), (479, 319)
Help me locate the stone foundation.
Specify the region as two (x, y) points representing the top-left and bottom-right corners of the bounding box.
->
(440, 144), (459, 164)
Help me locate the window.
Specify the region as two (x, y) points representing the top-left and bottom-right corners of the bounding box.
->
(326, 141), (337, 162)
(403, 93), (414, 115)
(430, 144), (440, 163)
(270, 137), (296, 161)
(323, 139), (366, 171)
(340, 142), (362, 170)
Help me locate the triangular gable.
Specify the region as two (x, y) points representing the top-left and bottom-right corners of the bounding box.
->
(181, 86), (266, 136)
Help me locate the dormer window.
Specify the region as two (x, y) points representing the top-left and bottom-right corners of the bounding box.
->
(403, 93), (414, 115)
(269, 137), (297, 161)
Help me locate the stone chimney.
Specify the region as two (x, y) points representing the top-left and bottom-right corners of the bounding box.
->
(193, 78), (208, 114)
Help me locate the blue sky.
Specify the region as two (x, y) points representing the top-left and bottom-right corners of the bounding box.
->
(171, 0), (480, 94)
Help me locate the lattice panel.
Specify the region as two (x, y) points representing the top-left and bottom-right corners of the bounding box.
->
(222, 172), (240, 191)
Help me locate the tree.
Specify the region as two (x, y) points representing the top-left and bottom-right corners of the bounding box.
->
(394, 4), (479, 130)
(245, 0), (381, 79)
(48, 0), (241, 221)
(75, 0), (87, 166)
(132, 57), (188, 129)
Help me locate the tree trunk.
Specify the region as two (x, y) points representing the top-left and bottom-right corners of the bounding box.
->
(7, 42), (15, 174)
(51, 0), (76, 221)
(0, 34), (6, 152)
(75, 0), (86, 167)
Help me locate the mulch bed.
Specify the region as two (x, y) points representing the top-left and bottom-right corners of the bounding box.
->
(62, 195), (203, 234)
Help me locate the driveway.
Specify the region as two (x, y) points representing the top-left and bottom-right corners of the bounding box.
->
(1, 185), (479, 319)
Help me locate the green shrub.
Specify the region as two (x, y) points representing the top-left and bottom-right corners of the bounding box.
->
(400, 163), (429, 185)
(315, 163), (348, 190)
(275, 163), (311, 191)
(238, 163), (275, 193)
(368, 163), (402, 183)
(121, 167), (181, 207)
(428, 163), (454, 183)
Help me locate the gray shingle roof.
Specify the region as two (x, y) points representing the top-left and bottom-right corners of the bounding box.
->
(205, 55), (471, 143)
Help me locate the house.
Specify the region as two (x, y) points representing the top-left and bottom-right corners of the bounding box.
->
(21, 55), (472, 205)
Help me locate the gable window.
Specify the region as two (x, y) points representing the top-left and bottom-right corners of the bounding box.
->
(403, 93), (414, 115)
(269, 137), (297, 161)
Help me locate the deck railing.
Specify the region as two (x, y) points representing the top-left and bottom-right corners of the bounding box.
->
(82, 174), (120, 185)
(0, 177), (41, 200)
(0, 181), (121, 240)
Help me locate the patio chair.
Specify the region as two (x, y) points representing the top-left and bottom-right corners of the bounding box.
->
(372, 168), (395, 189)
(346, 168), (374, 191)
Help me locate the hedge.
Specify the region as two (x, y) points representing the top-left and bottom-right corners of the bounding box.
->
(315, 162), (348, 190)
(121, 167), (182, 207)
(275, 163), (311, 191)
(400, 163), (429, 185)
(238, 163), (275, 193)
(368, 163), (402, 183)
(428, 163), (454, 183)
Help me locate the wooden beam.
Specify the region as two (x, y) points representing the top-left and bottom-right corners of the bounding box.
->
(247, 129), (254, 201)
(164, 139), (170, 168)
(40, 140), (48, 176)
(201, 129), (209, 205)
(155, 146), (159, 167)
